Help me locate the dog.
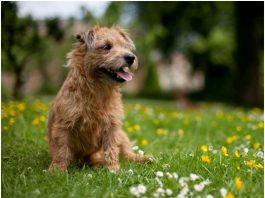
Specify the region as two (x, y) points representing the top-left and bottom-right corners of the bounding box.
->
(47, 25), (152, 172)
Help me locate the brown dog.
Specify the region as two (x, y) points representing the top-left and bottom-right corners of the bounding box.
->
(47, 25), (152, 172)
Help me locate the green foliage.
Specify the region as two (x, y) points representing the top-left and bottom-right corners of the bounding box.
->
(2, 99), (264, 197)
(45, 17), (64, 41)
(189, 26), (235, 68)
(140, 64), (161, 98)
(81, 6), (96, 24)
(1, 2), (263, 105)
(2, 2), (41, 71)
(100, 2), (123, 26)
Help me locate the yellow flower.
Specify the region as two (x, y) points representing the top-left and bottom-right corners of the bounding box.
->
(252, 107), (261, 114)
(253, 142), (261, 150)
(235, 177), (243, 191)
(234, 150), (240, 158)
(33, 100), (47, 112)
(258, 122), (264, 129)
(32, 117), (40, 125)
(134, 124), (140, 131)
(3, 126), (9, 131)
(246, 160), (255, 167)
(200, 145), (208, 152)
(254, 163), (263, 169)
(216, 111), (224, 118)
(244, 135), (251, 140)
(222, 146), (228, 156)
(17, 102), (26, 112)
(127, 127), (133, 133)
(172, 112), (178, 118)
(9, 118), (15, 126)
(226, 135), (238, 144)
(39, 115), (46, 122)
(156, 128), (166, 135)
(2, 110), (8, 119)
(224, 192), (235, 198)
(236, 126), (241, 132)
(141, 139), (149, 145)
(178, 129), (184, 137)
(10, 110), (16, 117)
(201, 155), (211, 163)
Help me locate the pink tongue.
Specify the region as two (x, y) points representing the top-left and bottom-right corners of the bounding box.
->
(116, 71), (133, 81)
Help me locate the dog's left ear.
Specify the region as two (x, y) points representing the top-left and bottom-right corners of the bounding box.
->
(75, 29), (96, 49)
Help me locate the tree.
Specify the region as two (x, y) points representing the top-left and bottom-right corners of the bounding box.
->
(45, 17), (64, 42)
(2, 2), (43, 98)
(234, 2), (264, 106)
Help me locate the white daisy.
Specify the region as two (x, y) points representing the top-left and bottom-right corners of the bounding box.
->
(177, 186), (189, 198)
(220, 188), (227, 197)
(243, 148), (249, 154)
(190, 173), (200, 181)
(165, 188), (173, 196)
(256, 151), (264, 159)
(166, 172), (173, 179)
(194, 183), (205, 192)
(179, 177), (189, 187)
(189, 153), (194, 157)
(128, 169), (134, 175)
(172, 172), (179, 180)
(137, 184), (147, 194)
(202, 179), (211, 186)
(156, 171), (164, 177)
(132, 146), (139, 151)
(129, 186), (139, 197)
(155, 177), (163, 187)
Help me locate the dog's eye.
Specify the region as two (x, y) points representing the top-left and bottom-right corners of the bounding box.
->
(101, 43), (112, 51)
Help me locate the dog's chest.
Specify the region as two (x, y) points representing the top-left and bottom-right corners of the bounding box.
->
(72, 103), (122, 152)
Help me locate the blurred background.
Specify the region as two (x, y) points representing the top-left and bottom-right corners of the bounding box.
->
(1, 1), (264, 107)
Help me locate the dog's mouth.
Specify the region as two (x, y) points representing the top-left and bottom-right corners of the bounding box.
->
(98, 67), (133, 82)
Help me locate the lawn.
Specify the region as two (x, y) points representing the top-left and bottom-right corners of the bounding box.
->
(1, 99), (264, 198)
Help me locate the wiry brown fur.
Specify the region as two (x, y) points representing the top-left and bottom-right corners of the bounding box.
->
(47, 26), (152, 172)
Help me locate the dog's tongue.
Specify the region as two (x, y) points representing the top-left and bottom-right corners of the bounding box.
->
(116, 71), (133, 81)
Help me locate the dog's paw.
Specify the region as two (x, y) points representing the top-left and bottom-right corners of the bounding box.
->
(107, 164), (120, 173)
(144, 155), (154, 163)
(48, 163), (68, 172)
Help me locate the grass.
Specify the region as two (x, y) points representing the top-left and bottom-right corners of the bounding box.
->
(1, 99), (264, 198)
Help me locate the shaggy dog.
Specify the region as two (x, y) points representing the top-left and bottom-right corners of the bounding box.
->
(47, 26), (152, 172)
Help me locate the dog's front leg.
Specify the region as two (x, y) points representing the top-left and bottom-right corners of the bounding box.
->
(48, 130), (73, 172)
(103, 130), (120, 172)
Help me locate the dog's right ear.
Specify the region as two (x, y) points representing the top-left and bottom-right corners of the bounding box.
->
(75, 30), (95, 49)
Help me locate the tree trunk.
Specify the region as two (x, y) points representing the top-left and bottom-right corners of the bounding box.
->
(234, 2), (263, 106)
(13, 66), (23, 98)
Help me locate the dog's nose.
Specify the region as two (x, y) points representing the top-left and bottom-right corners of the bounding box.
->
(124, 54), (135, 65)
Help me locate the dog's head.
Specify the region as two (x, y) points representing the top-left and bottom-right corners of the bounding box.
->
(74, 25), (138, 83)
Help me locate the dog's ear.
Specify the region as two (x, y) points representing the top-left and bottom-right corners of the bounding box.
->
(75, 30), (96, 49)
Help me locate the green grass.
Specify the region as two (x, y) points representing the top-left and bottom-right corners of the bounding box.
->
(2, 99), (264, 198)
